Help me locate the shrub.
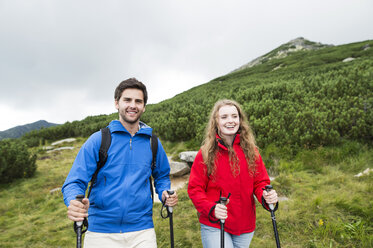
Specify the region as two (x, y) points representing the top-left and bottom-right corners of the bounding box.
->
(0, 140), (37, 183)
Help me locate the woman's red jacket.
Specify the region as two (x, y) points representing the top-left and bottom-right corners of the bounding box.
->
(188, 134), (270, 235)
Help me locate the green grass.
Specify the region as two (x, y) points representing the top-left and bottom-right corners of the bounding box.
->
(0, 139), (372, 247)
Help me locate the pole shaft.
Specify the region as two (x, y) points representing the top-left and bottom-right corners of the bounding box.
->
(76, 228), (82, 248)
(169, 214), (174, 248)
(271, 211), (281, 248)
(221, 222), (224, 248)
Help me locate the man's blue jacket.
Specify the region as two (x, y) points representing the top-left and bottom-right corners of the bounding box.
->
(62, 120), (171, 233)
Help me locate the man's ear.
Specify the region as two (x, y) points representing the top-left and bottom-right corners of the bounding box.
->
(115, 100), (119, 110)
(143, 106), (146, 113)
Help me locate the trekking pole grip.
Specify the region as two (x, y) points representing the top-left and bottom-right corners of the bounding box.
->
(264, 185), (275, 210)
(167, 190), (175, 213)
(75, 195), (85, 226)
(75, 194), (85, 248)
(219, 193), (230, 224)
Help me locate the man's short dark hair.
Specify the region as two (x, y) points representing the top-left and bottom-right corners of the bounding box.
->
(114, 78), (148, 105)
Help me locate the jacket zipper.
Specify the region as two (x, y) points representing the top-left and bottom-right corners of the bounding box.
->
(130, 138), (132, 150)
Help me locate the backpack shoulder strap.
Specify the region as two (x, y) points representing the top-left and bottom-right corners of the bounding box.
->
(98, 127), (111, 168)
(149, 131), (158, 203)
(151, 132), (158, 170)
(87, 127), (111, 198)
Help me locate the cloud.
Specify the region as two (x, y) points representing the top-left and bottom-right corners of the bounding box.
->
(0, 0), (372, 131)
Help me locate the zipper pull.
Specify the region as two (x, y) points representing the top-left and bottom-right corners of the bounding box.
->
(130, 138), (132, 150)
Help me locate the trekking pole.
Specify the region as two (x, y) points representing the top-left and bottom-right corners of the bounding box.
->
(262, 185), (281, 248)
(74, 195), (85, 248)
(219, 193), (230, 248)
(167, 190), (175, 248)
(161, 190), (175, 248)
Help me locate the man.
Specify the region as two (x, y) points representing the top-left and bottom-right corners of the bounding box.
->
(62, 78), (178, 248)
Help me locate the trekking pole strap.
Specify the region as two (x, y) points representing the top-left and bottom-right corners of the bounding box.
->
(261, 196), (279, 212)
(208, 192), (231, 224)
(208, 205), (220, 223)
(160, 190), (174, 219)
(261, 185), (279, 212)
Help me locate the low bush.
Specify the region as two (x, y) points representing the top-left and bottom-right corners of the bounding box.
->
(0, 140), (37, 183)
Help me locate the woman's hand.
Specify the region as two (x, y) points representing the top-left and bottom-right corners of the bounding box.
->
(263, 189), (278, 204)
(214, 203), (228, 220)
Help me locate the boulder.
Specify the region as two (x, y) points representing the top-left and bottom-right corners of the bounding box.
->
(51, 138), (76, 146)
(47, 146), (74, 153)
(179, 151), (198, 164)
(170, 161), (190, 177)
(50, 187), (61, 194)
(343, 57), (355, 62)
(354, 168), (372, 177)
(42, 146), (54, 150)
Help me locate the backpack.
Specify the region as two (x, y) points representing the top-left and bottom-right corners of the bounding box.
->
(86, 127), (158, 202)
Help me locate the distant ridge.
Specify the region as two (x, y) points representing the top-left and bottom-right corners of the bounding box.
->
(231, 37), (333, 73)
(0, 120), (59, 140)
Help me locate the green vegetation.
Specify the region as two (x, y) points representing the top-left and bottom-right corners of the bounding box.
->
(0, 139), (372, 247)
(0, 120), (59, 141)
(0, 139), (37, 183)
(1, 38), (372, 247)
(19, 40), (373, 151)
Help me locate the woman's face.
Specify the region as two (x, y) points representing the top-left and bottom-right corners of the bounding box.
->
(217, 105), (240, 139)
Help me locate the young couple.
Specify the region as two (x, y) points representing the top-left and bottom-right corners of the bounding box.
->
(62, 78), (277, 248)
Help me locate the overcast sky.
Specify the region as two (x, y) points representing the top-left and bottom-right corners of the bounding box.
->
(0, 0), (372, 131)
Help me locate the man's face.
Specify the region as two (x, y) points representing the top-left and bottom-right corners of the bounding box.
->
(115, 88), (146, 125)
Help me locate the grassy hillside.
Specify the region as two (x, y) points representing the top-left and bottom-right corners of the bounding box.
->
(0, 139), (372, 247)
(20, 39), (373, 151)
(1, 38), (372, 247)
(142, 40), (372, 148)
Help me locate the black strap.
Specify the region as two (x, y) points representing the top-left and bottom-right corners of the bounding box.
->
(160, 197), (170, 219)
(208, 205), (219, 223)
(149, 133), (158, 203)
(261, 196), (279, 212)
(87, 127), (111, 198)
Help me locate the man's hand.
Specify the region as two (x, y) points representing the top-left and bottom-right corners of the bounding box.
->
(67, 198), (90, 222)
(162, 190), (178, 207)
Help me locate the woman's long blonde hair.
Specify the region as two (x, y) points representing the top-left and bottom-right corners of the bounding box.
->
(201, 99), (258, 176)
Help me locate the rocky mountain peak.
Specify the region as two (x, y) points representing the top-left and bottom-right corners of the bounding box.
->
(232, 37), (333, 73)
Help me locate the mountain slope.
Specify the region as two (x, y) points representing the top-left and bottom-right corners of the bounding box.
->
(20, 38), (373, 149)
(0, 120), (59, 140)
(143, 38), (373, 148)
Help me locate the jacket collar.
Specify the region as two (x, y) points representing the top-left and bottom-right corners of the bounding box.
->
(216, 133), (240, 150)
(108, 120), (153, 136)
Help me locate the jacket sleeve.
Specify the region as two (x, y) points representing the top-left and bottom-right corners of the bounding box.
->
(61, 131), (101, 206)
(253, 153), (271, 204)
(152, 138), (171, 202)
(188, 150), (217, 217)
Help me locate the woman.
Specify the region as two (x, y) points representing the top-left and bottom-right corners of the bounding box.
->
(188, 99), (278, 248)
